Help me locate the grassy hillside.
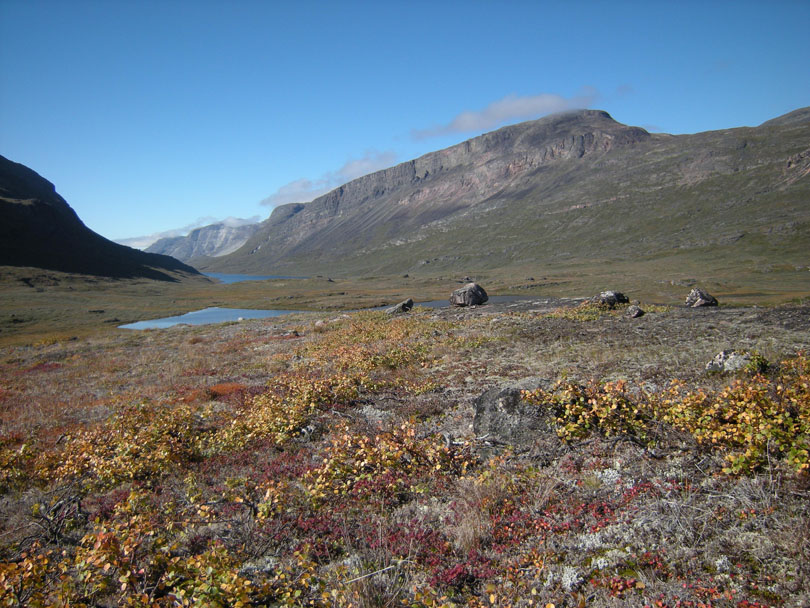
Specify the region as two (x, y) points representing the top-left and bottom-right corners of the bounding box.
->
(200, 109), (810, 303)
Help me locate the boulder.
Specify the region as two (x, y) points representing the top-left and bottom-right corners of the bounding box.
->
(473, 378), (555, 447)
(592, 291), (629, 308)
(626, 305), (645, 318)
(706, 350), (752, 373)
(685, 288), (718, 307)
(449, 283), (488, 307)
(385, 298), (414, 315)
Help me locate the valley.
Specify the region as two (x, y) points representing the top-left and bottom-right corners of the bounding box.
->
(1, 106), (809, 606)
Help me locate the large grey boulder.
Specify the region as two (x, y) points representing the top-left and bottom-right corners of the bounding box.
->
(592, 290), (629, 308)
(473, 378), (555, 447)
(685, 288), (718, 307)
(385, 298), (414, 315)
(449, 282), (488, 307)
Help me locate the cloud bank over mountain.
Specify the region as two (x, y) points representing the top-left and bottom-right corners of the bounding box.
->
(412, 89), (598, 139)
(261, 150), (397, 209)
(115, 216), (261, 250)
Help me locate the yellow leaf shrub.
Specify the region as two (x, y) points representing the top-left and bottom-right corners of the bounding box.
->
(305, 421), (469, 503)
(524, 353), (810, 475)
(658, 352), (810, 474)
(213, 372), (361, 453)
(523, 380), (653, 445)
(49, 402), (203, 490)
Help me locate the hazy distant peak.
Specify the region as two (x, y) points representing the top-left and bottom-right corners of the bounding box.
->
(144, 221), (261, 261)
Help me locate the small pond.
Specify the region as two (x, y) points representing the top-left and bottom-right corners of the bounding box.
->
(119, 296), (539, 330)
(119, 307), (303, 330)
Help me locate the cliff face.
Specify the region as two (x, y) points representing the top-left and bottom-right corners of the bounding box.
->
(0, 155), (201, 280)
(205, 110), (657, 273)
(146, 222), (260, 261)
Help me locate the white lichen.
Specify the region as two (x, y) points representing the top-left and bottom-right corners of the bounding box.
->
(560, 565), (583, 592)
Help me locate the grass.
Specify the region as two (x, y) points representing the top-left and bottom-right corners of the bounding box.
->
(1, 294), (809, 606)
(3, 261), (809, 348)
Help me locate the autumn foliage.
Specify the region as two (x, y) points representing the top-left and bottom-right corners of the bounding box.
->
(1, 309), (808, 606)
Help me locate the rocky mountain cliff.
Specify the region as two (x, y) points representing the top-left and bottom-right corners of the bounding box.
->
(0, 155), (201, 280)
(145, 221), (260, 262)
(199, 108), (810, 280)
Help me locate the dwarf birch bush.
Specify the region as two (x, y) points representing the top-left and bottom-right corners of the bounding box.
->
(658, 352), (810, 473)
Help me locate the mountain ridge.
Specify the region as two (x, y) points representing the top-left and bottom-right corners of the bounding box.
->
(199, 107), (810, 279)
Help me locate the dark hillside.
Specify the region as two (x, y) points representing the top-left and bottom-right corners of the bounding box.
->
(0, 154), (201, 280)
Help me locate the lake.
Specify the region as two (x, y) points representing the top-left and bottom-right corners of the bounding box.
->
(205, 272), (306, 284)
(119, 307), (302, 330)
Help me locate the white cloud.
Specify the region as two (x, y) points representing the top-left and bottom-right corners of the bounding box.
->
(115, 215), (261, 249)
(219, 215), (262, 228)
(337, 150), (397, 181)
(260, 178), (332, 208)
(412, 88), (599, 139)
(261, 150), (397, 208)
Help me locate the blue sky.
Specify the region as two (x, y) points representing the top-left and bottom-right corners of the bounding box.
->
(1, 0), (808, 245)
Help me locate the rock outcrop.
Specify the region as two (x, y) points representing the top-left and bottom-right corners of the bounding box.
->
(449, 283), (488, 307)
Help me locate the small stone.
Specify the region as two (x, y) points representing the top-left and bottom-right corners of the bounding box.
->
(706, 350), (751, 373)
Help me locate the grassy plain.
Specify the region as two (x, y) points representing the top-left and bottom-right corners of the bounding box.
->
(1, 278), (809, 606)
(2, 260), (808, 347)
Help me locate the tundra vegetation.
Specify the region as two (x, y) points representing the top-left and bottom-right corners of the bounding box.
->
(1, 297), (809, 607)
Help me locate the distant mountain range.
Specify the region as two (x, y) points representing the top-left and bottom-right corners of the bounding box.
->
(0, 154), (201, 281)
(197, 108), (810, 279)
(145, 221), (260, 261)
(4, 107), (808, 288)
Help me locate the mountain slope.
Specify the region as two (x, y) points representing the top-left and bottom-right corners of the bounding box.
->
(0, 155), (201, 280)
(145, 221), (260, 261)
(200, 108), (810, 281)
